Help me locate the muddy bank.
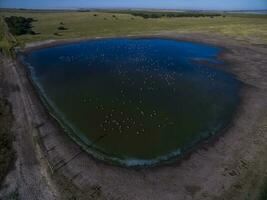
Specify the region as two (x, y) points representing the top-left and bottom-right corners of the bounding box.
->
(0, 54), (59, 200)
(1, 33), (267, 200)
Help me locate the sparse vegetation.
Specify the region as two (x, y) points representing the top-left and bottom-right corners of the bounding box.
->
(5, 188), (19, 200)
(258, 177), (267, 200)
(0, 98), (14, 183)
(0, 52), (14, 183)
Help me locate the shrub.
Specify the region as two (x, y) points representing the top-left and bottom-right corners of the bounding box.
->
(5, 16), (36, 35)
(57, 26), (67, 30)
(54, 32), (62, 36)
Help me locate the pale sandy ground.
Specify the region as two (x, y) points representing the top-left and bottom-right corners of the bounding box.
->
(0, 33), (267, 200)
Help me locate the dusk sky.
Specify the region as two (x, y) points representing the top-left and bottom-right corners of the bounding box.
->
(0, 0), (267, 10)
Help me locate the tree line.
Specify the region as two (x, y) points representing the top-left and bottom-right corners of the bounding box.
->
(4, 16), (36, 35)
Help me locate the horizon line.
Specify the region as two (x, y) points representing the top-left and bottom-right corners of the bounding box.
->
(1, 7), (267, 12)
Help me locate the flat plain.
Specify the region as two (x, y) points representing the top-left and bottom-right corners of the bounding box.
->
(0, 10), (267, 46)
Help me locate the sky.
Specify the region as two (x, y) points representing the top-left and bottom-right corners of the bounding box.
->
(0, 0), (267, 11)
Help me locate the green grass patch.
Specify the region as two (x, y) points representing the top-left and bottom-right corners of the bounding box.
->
(0, 10), (266, 45)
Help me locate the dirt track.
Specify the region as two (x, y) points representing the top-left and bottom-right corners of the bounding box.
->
(1, 33), (267, 200)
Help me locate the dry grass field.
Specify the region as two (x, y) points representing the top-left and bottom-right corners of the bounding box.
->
(0, 10), (266, 47)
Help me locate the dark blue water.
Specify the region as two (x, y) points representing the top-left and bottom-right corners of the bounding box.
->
(23, 38), (240, 167)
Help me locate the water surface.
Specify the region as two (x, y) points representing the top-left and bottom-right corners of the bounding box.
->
(24, 38), (240, 166)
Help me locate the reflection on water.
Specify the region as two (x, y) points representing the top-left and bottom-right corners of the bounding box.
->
(24, 38), (240, 166)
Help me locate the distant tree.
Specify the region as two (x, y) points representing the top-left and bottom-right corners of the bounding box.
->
(129, 11), (222, 19)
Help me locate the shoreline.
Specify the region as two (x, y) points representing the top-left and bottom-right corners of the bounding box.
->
(22, 33), (230, 54)
(2, 33), (267, 199)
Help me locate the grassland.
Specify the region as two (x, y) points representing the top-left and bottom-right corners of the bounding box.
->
(0, 10), (266, 47)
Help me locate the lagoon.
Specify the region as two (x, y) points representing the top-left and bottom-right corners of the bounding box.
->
(23, 38), (239, 166)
